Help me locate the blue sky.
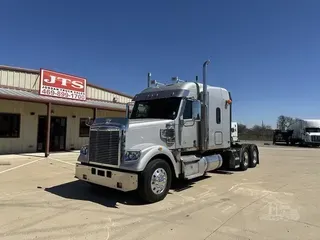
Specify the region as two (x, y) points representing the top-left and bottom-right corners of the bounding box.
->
(1, 0), (320, 128)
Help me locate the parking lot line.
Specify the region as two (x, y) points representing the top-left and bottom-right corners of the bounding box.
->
(0, 158), (42, 175)
(49, 157), (76, 166)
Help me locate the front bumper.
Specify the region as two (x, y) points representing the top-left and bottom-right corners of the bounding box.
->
(75, 163), (138, 192)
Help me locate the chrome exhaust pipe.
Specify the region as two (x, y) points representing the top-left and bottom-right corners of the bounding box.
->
(147, 72), (151, 87)
(201, 60), (210, 150)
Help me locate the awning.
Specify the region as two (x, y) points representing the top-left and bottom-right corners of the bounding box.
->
(0, 87), (127, 111)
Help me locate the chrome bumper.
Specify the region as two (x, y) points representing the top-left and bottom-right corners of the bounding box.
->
(75, 163), (138, 192)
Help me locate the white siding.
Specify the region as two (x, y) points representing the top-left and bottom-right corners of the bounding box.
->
(0, 100), (126, 154)
(0, 69), (39, 91)
(97, 109), (125, 118)
(0, 69), (132, 104)
(86, 86), (132, 104)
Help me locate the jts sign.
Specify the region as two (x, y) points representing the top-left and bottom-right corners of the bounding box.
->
(39, 69), (87, 101)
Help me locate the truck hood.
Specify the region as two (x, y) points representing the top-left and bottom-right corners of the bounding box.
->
(125, 119), (175, 150)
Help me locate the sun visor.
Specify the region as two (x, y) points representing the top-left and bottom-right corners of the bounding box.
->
(133, 89), (190, 101)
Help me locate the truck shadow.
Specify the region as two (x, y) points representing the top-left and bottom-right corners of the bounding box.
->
(171, 170), (233, 192)
(274, 143), (320, 149)
(45, 170), (234, 207)
(45, 180), (144, 208)
(171, 176), (210, 192)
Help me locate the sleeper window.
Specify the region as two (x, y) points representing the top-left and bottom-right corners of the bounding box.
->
(216, 107), (221, 124)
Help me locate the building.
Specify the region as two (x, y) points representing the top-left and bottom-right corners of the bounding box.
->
(0, 65), (133, 156)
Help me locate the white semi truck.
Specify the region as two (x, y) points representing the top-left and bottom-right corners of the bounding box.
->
(287, 119), (320, 146)
(231, 122), (239, 142)
(75, 60), (260, 203)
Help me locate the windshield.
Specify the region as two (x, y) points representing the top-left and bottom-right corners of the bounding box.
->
(130, 97), (181, 120)
(305, 128), (320, 133)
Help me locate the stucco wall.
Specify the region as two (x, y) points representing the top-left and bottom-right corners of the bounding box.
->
(0, 99), (125, 154)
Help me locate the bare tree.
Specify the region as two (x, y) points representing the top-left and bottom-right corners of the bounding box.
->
(277, 115), (296, 130)
(238, 123), (247, 134)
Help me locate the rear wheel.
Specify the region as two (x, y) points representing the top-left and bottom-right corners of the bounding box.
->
(248, 144), (259, 168)
(289, 137), (295, 146)
(239, 145), (249, 171)
(138, 158), (172, 203)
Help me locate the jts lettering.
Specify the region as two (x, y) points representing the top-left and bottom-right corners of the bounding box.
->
(44, 75), (84, 89)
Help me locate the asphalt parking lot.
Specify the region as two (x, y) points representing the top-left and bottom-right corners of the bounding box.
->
(1, 145), (320, 240)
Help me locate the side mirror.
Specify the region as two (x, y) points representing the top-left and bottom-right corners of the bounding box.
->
(192, 100), (201, 121)
(126, 101), (134, 118)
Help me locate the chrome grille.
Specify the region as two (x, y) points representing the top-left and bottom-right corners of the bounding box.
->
(311, 136), (320, 142)
(89, 129), (120, 166)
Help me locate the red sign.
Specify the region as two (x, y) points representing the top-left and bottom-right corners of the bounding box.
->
(39, 69), (87, 101)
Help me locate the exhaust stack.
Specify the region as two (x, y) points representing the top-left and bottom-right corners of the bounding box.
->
(147, 72), (151, 87)
(201, 60), (210, 151)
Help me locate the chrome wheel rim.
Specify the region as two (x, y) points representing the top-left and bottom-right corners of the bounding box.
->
(243, 152), (249, 166)
(151, 168), (167, 195)
(252, 150), (257, 164)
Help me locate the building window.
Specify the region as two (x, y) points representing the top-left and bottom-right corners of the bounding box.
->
(79, 118), (89, 137)
(183, 100), (193, 119)
(216, 107), (221, 124)
(0, 113), (21, 138)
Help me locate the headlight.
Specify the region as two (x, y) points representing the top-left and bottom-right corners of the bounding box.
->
(124, 151), (141, 161)
(80, 146), (88, 155)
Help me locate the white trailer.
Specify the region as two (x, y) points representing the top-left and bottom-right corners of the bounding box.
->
(231, 122), (239, 142)
(288, 119), (320, 146)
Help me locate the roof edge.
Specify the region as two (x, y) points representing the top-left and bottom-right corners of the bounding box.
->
(0, 85), (127, 106)
(0, 65), (133, 99)
(0, 93), (126, 112)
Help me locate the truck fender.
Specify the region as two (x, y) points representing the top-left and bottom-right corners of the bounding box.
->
(140, 145), (179, 178)
(124, 144), (180, 178)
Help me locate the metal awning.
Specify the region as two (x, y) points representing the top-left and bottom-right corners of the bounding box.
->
(0, 87), (126, 111)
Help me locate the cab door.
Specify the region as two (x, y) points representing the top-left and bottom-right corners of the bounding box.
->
(178, 99), (200, 150)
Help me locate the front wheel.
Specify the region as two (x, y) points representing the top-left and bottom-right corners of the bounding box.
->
(138, 159), (172, 203)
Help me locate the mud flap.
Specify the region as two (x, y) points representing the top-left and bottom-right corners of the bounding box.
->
(221, 149), (240, 169)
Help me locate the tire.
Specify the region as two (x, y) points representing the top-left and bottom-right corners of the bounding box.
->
(138, 158), (172, 203)
(248, 144), (259, 168)
(289, 137), (295, 146)
(239, 145), (249, 171)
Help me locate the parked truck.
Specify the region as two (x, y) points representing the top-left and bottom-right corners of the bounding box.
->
(272, 129), (293, 145)
(231, 122), (239, 142)
(75, 60), (260, 203)
(287, 119), (320, 146)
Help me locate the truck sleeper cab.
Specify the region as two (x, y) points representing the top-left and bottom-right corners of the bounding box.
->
(75, 61), (260, 203)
